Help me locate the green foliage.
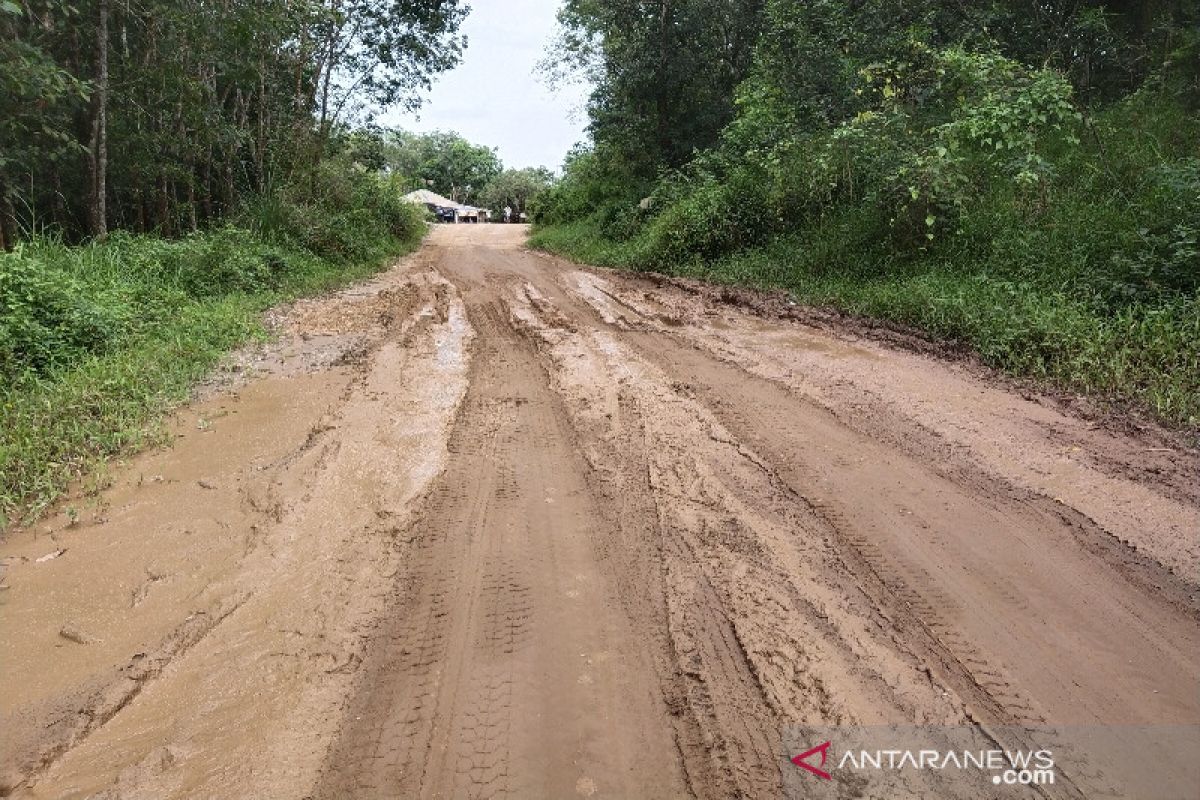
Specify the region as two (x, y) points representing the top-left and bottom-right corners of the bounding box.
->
(535, 144), (653, 226)
(534, 0), (1200, 429)
(1099, 158), (1200, 304)
(872, 47), (1081, 243)
(383, 129), (503, 205)
(545, 0), (767, 186)
(0, 178), (427, 520)
(245, 161), (426, 263)
(0, 0), (467, 242)
(0, 37), (87, 175)
(313, 0), (467, 116)
(478, 168), (556, 217)
(0, 246), (122, 376)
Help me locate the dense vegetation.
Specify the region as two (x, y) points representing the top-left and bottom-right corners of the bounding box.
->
(1, 0), (467, 241)
(533, 1), (1200, 429)
(372, 129), (503, 206)
(0, 0), (469, 521)
(478, 167), (556, 220)
(354, 127), (555, 216)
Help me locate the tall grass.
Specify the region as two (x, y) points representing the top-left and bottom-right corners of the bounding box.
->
(0, 170), (427, 525)
(531, 92), (1200, 430)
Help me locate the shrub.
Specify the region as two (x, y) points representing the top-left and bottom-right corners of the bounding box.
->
(242, 161), (426, 263)
(0, 246), (124, 377)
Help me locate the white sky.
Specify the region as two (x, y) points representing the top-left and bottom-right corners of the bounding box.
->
(381, 1), (592, 172)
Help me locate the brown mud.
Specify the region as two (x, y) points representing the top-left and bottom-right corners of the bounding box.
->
(1, 225), (1196, 799)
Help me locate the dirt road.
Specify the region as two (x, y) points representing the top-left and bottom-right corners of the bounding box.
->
(2, 225), (1197, 799)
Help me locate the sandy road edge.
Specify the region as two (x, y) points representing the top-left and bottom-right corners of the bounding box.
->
(1, 255), (475, 799)
(527, 246), (1200, 498)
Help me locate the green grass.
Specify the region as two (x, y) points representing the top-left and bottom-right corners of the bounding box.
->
(0, 219), (425, 526)
(531, 90), (1200, 432)
(531, 221), (1200, 432)
(530, 220), (642, 268)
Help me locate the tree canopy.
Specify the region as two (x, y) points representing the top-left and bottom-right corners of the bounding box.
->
(0, 0), (468, 246)
(546, 0), (767, 182)
(478, 168), (556, 216)
(383, 130), (503, 205)
(545, 0), (1198, 194)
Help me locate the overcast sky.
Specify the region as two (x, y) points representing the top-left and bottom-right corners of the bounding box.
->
(381, 1), (592, 172)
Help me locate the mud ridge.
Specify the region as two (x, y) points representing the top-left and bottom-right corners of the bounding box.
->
(3, 227), (1195, 800)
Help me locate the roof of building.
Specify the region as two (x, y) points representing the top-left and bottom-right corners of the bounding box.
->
(402, 189), (460, 208)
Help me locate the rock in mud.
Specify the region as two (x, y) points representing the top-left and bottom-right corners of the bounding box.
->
(59, 622), (98, 645)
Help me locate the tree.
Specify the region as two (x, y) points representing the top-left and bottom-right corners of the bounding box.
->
(90, 0), (107, 238)
(383, 130), (502, 204)
(479, 168), (555, 217)
(0, 0), (470, 243)
(548, 0), (1197, 207)
(0, 0), (88, 246)
(545, 0), (767, 182)
(309, 0), (468, 146)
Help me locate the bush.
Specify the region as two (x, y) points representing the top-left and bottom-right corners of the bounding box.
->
(242, 161), (426, 263)
(1, 162), (429, 520)
(0, 246), (124, 377)
(1099, 159), (1200, 305)
(169, 229), (287, 297)
(532, 65), (1200, 429)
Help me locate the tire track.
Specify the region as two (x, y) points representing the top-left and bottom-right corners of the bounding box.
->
(550, 266), (1197, 797)
(17, 226), (1193, 799)
(316, 300), (688, 799)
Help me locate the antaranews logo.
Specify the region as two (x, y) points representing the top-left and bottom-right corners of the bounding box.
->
(790, 741), (832, 780)
(790, 740), (1055, 788)
(786, 724), (1199, 799)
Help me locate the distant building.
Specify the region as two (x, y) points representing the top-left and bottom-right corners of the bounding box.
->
(402, 189), (484, 223)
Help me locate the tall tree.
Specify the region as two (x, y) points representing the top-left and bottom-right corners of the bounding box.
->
(383, 130), (502, 204)
(90, 0), (108, 238)
(479, 167), (555, 216)
(0, 0), (468, 242)
(547, 0), (767, 180)
(310, 0), (468, 151)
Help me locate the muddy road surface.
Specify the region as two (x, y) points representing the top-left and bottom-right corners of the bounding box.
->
(2, 225), (1198, 799)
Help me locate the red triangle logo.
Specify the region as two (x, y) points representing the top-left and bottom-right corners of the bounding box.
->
(792, 741), (833, 780)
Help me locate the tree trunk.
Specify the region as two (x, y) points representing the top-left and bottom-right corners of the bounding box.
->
(91, 0), (110, 240)
(0, 176), (12, 251)
(656, 0), (673, 166)
(202, 150), (214, 222)
(156, 171), (171, 235)
(187, 171), (198, 232)
(256, 56), (267, 191)
(315, 12), (347, 168)
(134, 186), (146, 233)
(52, 169), (68, 231)
(224, 157), (236, 215)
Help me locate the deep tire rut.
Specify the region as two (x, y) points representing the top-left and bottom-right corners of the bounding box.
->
(316, 303), (688, 799)
(7, 227), (1196, 800)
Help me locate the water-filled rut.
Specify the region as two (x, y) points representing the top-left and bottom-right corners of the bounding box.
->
(2, 225), (1196, 799)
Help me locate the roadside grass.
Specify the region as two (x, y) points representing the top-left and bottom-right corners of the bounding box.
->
(533, 222), (1200, 431)
(529, 221), (641, 268)
(530, 92), (1200, 432)
(1, 216), (425, 526)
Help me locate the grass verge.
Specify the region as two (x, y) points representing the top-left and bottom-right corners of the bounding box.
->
(0, 224), (424, 526)
(530, 221), (1200, 432)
